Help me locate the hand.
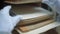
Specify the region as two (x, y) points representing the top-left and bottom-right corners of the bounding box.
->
(42, 0), (60, 22)
(0, 6), (21, 33)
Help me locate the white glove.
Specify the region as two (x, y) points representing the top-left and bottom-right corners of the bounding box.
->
(42, 0), (60, 13)
(42, 0), (60, 21)
(0, 6), (21, 34)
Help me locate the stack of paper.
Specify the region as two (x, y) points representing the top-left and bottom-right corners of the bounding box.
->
(11, 5), (53, 26)
(17, 19), (54, 32)
(11, 4), (54, 34)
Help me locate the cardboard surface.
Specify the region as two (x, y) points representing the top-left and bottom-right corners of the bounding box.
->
(17, 19), (54, 32)
(5, 0), (42, 4)
(11, 5), (53, 25)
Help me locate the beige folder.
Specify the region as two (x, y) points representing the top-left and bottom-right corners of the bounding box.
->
(5, 0), (42, 4)
(11, 5), (53, 25)
(17, 19), (54, 32)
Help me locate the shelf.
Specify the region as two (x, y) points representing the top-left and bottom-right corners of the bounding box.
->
(5, 0), (42, 4)
(15, 21), (60, 34)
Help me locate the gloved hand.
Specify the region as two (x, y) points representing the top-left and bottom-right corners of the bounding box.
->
(0, 6), (21, 34)
(42, 0), (60, 21)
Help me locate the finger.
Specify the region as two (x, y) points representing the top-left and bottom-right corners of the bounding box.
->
(11, 15), (22, 28)
(1, 6), (11, 15)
